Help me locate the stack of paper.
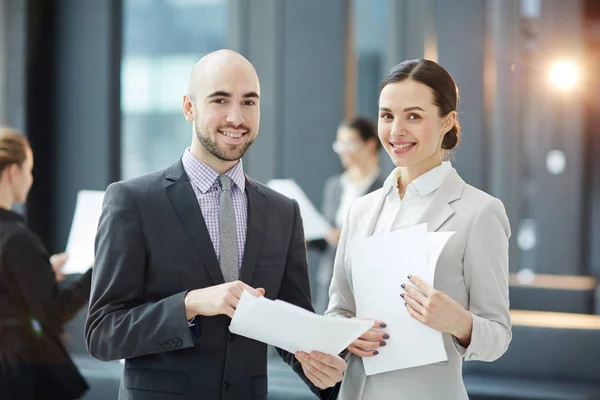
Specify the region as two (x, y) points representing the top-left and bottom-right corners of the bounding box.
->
(230, 291), (373, 355)
(351, 223), (455, 375)
(63, 190), (105, 274)
(266, 179), (331, 241)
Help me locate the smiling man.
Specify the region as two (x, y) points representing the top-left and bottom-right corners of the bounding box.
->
(85, 50), (345, 400)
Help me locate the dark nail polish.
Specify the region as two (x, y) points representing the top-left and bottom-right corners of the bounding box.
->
(404, 303), (408, 307)
(400, 293), (405, 298)
(408, 275), (412, 279)
(380, 323), (387, 328)
(373, 351), (379, 356)
(383, 334), (390, 339)
(401, 283), (406, 289)
(380, 341), (387, 347)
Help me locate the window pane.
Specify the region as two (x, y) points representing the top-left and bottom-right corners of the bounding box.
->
(353, 0), (388, 120)
(121, 0), (227, 179)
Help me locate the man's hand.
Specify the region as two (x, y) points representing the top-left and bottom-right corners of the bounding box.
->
(50, 253), (69, 282)
(295, 351), (346, 389)
(184, 281), (265, 319)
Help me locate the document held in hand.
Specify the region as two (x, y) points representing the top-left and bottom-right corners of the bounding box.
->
(230, 291), (374, 355)
(63, 190), (105, 274)
(266, 179), (331, 241)
(351, 223), (455, 375)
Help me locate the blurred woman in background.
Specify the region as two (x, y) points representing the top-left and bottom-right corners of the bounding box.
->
(0, 127), (92, 399)
(312, 117), (385, 313)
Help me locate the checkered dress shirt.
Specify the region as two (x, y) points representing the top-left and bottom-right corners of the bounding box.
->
(181, 149), (247, 271)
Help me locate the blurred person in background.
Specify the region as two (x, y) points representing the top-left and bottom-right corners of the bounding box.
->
(326, 60), (511, 399)
(0, 127), (93, 400)
(310, 117), (385, 313)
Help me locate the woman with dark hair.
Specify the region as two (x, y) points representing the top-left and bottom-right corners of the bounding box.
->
(326, 60), (511, 399)
(0, 128), (92, 399)
(312, 117), (385, 313)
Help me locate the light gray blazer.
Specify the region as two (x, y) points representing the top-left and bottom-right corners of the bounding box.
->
(325, 168), (512, 400)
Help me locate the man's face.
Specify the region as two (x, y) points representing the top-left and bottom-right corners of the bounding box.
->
(188, 62), (260, 162)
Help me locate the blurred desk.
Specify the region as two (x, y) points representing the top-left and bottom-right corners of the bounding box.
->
(465, 309), (600, 400)
(509, 273), (598, 314)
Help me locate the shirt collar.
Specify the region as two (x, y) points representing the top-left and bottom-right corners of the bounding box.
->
(182, 148), (246, 194)
(383, 161), (453, 197)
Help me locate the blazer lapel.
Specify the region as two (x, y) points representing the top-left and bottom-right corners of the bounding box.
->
(417, 169), (465, 232)
(366, 187), (390, 237)
(165, 160), (224, 285)
(240, 178), (268, 285)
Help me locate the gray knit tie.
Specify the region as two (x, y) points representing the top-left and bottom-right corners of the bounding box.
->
(219, 175), (238, 282)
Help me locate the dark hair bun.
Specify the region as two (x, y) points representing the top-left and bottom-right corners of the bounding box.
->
(441, 121), (460, 150)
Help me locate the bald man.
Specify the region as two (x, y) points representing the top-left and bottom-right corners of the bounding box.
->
(85, 50), (345, 400)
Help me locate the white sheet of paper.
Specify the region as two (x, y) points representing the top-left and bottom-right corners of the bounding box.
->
(351, 224), (455, 375)
(230, 291), (373, 355)
(266, 179), (331, 241)
(62, 190), (105, 274)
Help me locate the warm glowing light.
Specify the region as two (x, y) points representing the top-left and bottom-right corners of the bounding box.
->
(549, 61), (579, 90)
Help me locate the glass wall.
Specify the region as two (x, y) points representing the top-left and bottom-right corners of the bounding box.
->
(121, 0), (227, 179)
(353, 0), (388, 120)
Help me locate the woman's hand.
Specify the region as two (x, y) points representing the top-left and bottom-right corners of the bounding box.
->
(50, 252), (69, 282)
(325, 228), (342, 247)
(401, 275), (473, 347)
(347, 320), (389, 357)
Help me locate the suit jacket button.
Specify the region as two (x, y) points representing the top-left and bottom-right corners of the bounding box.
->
(223, 380), (231, 390)
(229, 334), (235, 342)
(174, 338), (182, 346)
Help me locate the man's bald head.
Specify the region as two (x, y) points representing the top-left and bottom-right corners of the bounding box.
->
(182, 49), (261, 170)
(187, 50), (259, 101)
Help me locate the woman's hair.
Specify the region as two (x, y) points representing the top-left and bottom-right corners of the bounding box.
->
(340, 116), (382, 151)
(380, 59), (461, 151)
(0, 127), (30, 175)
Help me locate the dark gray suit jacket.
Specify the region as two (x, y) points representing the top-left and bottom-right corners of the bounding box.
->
(85, 160), (337, 400)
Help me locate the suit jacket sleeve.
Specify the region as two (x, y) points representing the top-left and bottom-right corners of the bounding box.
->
(85, 182), (195, 362)
(453, 197), (512, 361)
(275, 200), (340, 400)
(3, 230), (92, 332)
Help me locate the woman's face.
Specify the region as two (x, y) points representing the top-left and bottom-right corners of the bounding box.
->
(11, 147), (34, 204)
(378, 79), (451, 170)
(333, 126), (375, 169)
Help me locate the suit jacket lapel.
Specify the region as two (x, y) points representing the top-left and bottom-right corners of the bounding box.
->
(165, 160), (224, 285)
(417, 169), (465, 232)
(240, 178), (268, 285)
(366, 187), (389, 237)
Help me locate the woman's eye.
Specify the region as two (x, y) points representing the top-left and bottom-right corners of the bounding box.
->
(408, 113), (421, 121)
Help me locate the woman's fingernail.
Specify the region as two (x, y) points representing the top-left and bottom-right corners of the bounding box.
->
(400, 293), (405, 298)
(383, 334), (390, 339)
(380, 341), (387, 347)
(373, 351), (379, 355)
(401, 283), (406, 289)
(404, 303), (408, 307)
(408, 275), (412, 279)
(380, 323), (387, 328)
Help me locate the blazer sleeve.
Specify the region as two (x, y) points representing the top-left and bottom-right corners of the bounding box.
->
(85, 182), (195, 362)
(3, 230), (92, 332)
(324, 204), (356, 320)
(453, 197), (512, 362)
(275, 200), (340, 400)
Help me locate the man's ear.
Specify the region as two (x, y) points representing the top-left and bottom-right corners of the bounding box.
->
(183, 95), (195, 122)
